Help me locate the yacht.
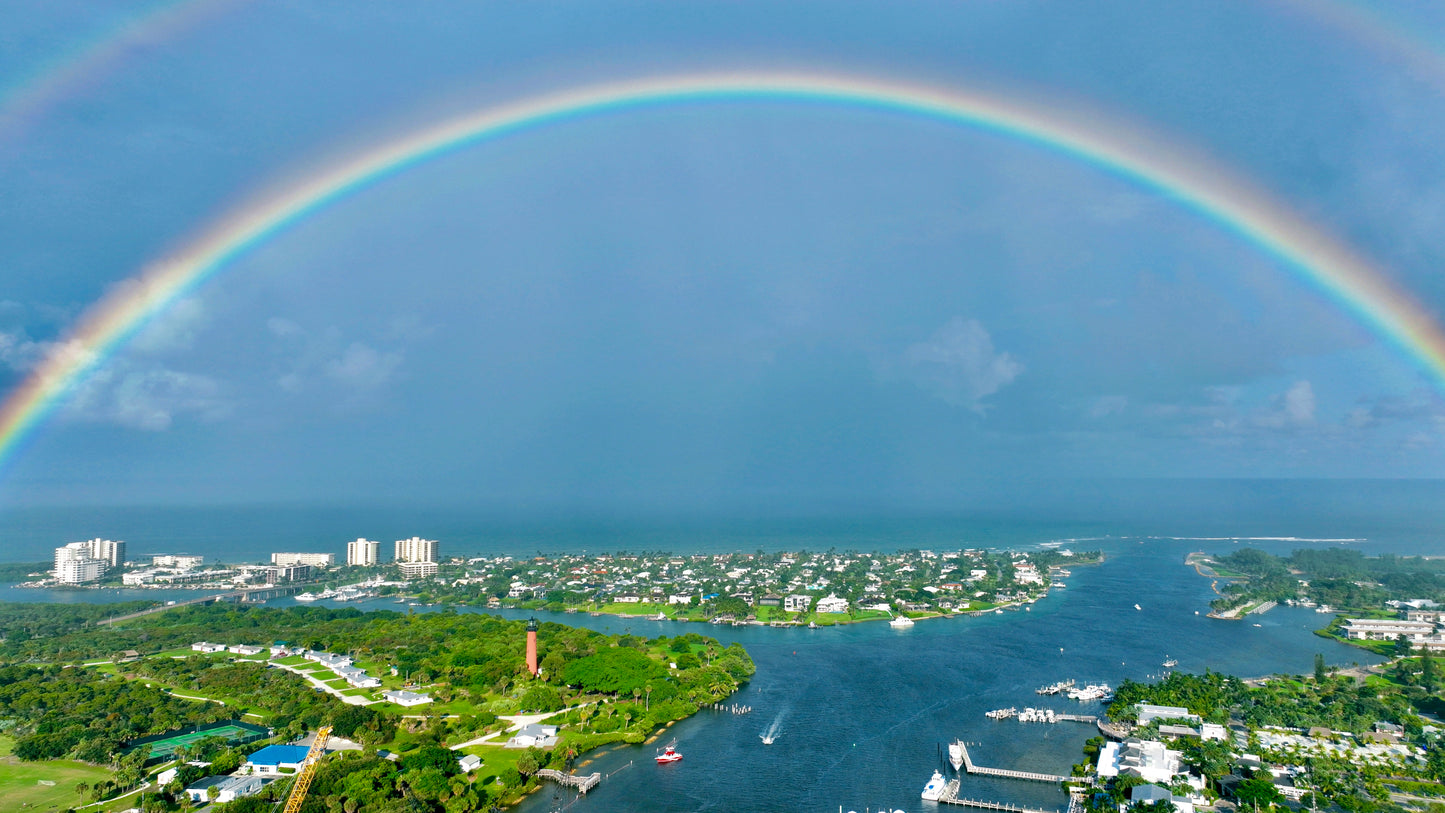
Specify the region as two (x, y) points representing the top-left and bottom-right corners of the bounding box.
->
(760, 733), (775, 745)
(889, 614), (915, 628)
(655, 741), (683, 763)
(948, 739), (965, 771)
(921, 770), (947, 801)
(294, 592), (320, 602)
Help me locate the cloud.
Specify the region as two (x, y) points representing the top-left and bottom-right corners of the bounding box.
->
(62, 363), (229, 431)
(1087, 395), (1129, 418)
(902, 317), (1023, 412)
(324, 342), (403, 390)
(129, 296), (207, 353)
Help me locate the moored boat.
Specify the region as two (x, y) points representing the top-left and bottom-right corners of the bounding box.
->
(889, 614), (914, 628)
(948, 739), (965, 771)
(921, 770), (947, 801)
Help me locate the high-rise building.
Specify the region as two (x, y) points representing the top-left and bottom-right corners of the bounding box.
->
(347, 538), (380, 567)
(53, 538), (125, 584)
(271, 552), (336, 568)
(394, 537), (438, 564)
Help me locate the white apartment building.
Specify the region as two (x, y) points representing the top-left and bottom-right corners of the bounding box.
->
(271, 552), (336, 568)
(152, 554), (203, 569)
(347, 538), (381, 566)
(54, 538), (125, 584)
(1342, 618), (1437, 641)
(56, 557), (106, 584)
(398, 561), (439, 579)
(394, 536), (439, 564)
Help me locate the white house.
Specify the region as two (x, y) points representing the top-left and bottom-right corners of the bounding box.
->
(229, 644), (264, 656)
(458, 754), (483, 773)
(816, 595), (848, 614)
(191, 642), (226, 654)
(1097, 739), (1183, 785)
(506, 724), (558, 748)
(382, 689), (433, 707)
(184, 774), (265, 804)
(784, 594), (812, 613)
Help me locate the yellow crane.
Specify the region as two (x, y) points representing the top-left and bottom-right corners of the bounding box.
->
(282, 725), (332, 813)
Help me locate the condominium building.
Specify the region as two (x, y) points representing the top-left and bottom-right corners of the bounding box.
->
(271, 552), (336, 568)
(152, 554), (203, 570)
(394, 537), (438, 564)
(53, 538), (125, 584)
(398, 561), (439, 579)
(347, 538), (381, 567)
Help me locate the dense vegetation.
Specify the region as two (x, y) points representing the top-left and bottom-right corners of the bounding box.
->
(1099, 668), (1445, 813)
(0, 602), (752, 812)
(1208, 548), (1445, 613)
(0, 599), (156, 647)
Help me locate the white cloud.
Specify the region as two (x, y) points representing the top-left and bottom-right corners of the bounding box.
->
(267, 317), (303, 338)
(1088, 395), (1129, 418)
(902, 317), (1023, 412)
(129, 297), (207, 353)
(323, 342), (403, 390)
(61, 364), (229, 431)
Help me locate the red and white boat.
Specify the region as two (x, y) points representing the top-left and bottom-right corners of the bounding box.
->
(655, 741), (682, 764)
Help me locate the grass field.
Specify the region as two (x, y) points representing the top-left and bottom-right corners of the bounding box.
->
(0, 734), (112, 812)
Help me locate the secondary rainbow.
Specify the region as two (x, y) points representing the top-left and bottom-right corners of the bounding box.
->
(4, 71), (1445, 475)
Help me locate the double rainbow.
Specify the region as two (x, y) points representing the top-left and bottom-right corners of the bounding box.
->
(3, 72), (1443, 474)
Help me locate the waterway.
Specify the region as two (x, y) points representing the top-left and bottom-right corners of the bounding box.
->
(0, 525), (1394, 811)
(297, 538), (1377, 813)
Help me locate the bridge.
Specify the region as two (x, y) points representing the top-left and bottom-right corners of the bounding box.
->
(952, 740), (1076, 784)
(536, 769), (602, 794)
(96, 584), (307, 625)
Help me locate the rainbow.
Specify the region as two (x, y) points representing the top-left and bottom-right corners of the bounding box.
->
(3, 71), (1444, 476)
(0, 0), (235, 144)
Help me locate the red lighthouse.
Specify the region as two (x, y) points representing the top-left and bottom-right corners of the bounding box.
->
(525, 617), (539, 676)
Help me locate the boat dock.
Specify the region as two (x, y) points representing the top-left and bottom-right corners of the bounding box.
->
(951, 740), (1075, 784)
(937, 779), (1061, 813)
(537, 769), (602, 794)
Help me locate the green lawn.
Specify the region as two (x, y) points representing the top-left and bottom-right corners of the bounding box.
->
(0, 734), (113, 813)
(274, 655), (310, 666)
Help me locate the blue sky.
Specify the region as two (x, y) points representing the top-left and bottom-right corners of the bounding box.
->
(3, 1), (1445, 508)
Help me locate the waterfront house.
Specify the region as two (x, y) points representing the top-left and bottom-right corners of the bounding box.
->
(506, 724), (558, 748)
(816, 595), (848, 614)
(784, 594), (811, 613)
(1097, 738), (1184, 785)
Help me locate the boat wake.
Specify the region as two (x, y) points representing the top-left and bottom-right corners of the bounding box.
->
(760, 709), (786, 744)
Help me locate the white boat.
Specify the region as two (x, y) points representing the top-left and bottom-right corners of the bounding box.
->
(655, 741), (682, 764)
(921, 770), (947, 801)
(1134, 603), (1142, 611)
(655, 612), (667, 621)
(948, 739), (965, 771)
(760, 733), (775, 745)
(294, 592), (320, 602)
(1162, 658), (1178, 668)
(889, 614), (915, 628)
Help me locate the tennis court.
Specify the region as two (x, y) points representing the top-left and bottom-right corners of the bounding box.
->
(128, 720), (269, 760)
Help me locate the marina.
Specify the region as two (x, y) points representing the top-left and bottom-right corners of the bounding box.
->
(931, 778), (1063, 813)
(947, 740), (1078, 785)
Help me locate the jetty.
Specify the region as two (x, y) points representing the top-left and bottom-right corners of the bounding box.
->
(936, 778), (1061, 813)
(537, 769), (602, 794)
(950, 740), (1076, 784)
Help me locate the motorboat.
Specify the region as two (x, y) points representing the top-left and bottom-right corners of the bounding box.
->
(760, 733), (775, 744)
(948, 739), (965, 771)
(890, 614), (915, 628)
(655, 741), (682, 763)
(921, 770), (947, 801)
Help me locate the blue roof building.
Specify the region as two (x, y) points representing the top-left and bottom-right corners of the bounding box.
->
(245, 744), (311, 774)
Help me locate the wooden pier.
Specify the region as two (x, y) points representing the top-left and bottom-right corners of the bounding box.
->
(951, 740), (1074, 784)
(937, 779), (1061, 813)
(536, 769), (602, 794)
